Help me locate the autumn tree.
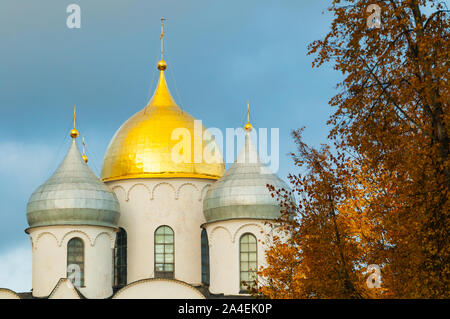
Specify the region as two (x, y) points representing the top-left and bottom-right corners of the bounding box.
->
(308, 0), (449, 298)
(258, 0), (449, 298)
(257, 129), (383, 299)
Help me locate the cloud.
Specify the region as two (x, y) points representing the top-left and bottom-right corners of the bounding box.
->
(0, 140), (77, 293)
(0, 141), (57, 188)
(0, 141), (61, 252)
(0, 242), (32, 292)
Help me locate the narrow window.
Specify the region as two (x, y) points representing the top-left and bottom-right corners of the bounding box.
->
(154, 226), (174, 279)
(239, 233), (257, 292)
(201, 229), (210, 285)
(67, 237), (84, 287)
(114, 227), (127, 288)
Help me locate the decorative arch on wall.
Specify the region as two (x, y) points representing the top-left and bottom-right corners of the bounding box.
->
(209, 225), (232, 247)
(111, 185), (127, 202)
(200, 184), (212, 202)
(176, 183), (199, 200)
(126, 183), (151, 202)
(232, 223), (264, 243)
(94, 231), (115, 249)
(59, 230), (94, 247)
(151, 182), (176, 200)
(34, 231), (59, 250)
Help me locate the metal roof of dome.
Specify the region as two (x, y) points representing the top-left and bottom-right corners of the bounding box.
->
(101, 21), (224, 182)
(26, 137), (120, 230)
(203, 128), (289, 223)
(100, 65), (224, 182)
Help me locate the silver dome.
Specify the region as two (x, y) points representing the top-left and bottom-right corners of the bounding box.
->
(26, 139), (120, 229)
(203, 131), (289, 223)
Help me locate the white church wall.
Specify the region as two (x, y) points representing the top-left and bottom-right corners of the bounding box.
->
(0, 288), (21, 299)
(48, 278), (81, 299)
(112, 278), (205, 299)
(107, 178), (213, 286)
(31, 229), (63, 297)
(27, 225), (116, 299)
(205, 219), (278, 296)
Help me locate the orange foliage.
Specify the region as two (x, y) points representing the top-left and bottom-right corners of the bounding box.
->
(257, 130), (384, 298)
(257, 0), (449, 299)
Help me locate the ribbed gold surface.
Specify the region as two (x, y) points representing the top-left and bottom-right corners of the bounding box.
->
(101, 67), (225, 181)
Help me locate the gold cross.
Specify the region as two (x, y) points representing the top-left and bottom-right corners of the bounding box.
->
(160, 17), (166, 59)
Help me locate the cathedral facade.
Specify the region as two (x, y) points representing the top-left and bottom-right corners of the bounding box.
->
(0, 34), (289, 299)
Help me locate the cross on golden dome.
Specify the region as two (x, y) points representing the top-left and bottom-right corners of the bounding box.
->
(158, 17), (167, 71)
(100, 20), (225, 181)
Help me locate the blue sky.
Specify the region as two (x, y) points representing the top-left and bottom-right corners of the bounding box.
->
(0, 0), (342, 291)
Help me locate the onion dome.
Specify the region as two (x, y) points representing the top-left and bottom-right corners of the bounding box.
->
(203, 119), (290, 223)
(101, 21), (223, 181)
(26, 131), (120, 230)
(100, 59), (225, 182)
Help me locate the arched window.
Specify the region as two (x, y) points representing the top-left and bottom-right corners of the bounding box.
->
(67, 237), (84, 287)
(114, 227), (127, 288)
(154, 226), (174, 279)
(201, 229), (210, 285)
(239, 233), (257, 292)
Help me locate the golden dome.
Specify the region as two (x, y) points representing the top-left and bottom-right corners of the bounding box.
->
(101, 61), (225, 182)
